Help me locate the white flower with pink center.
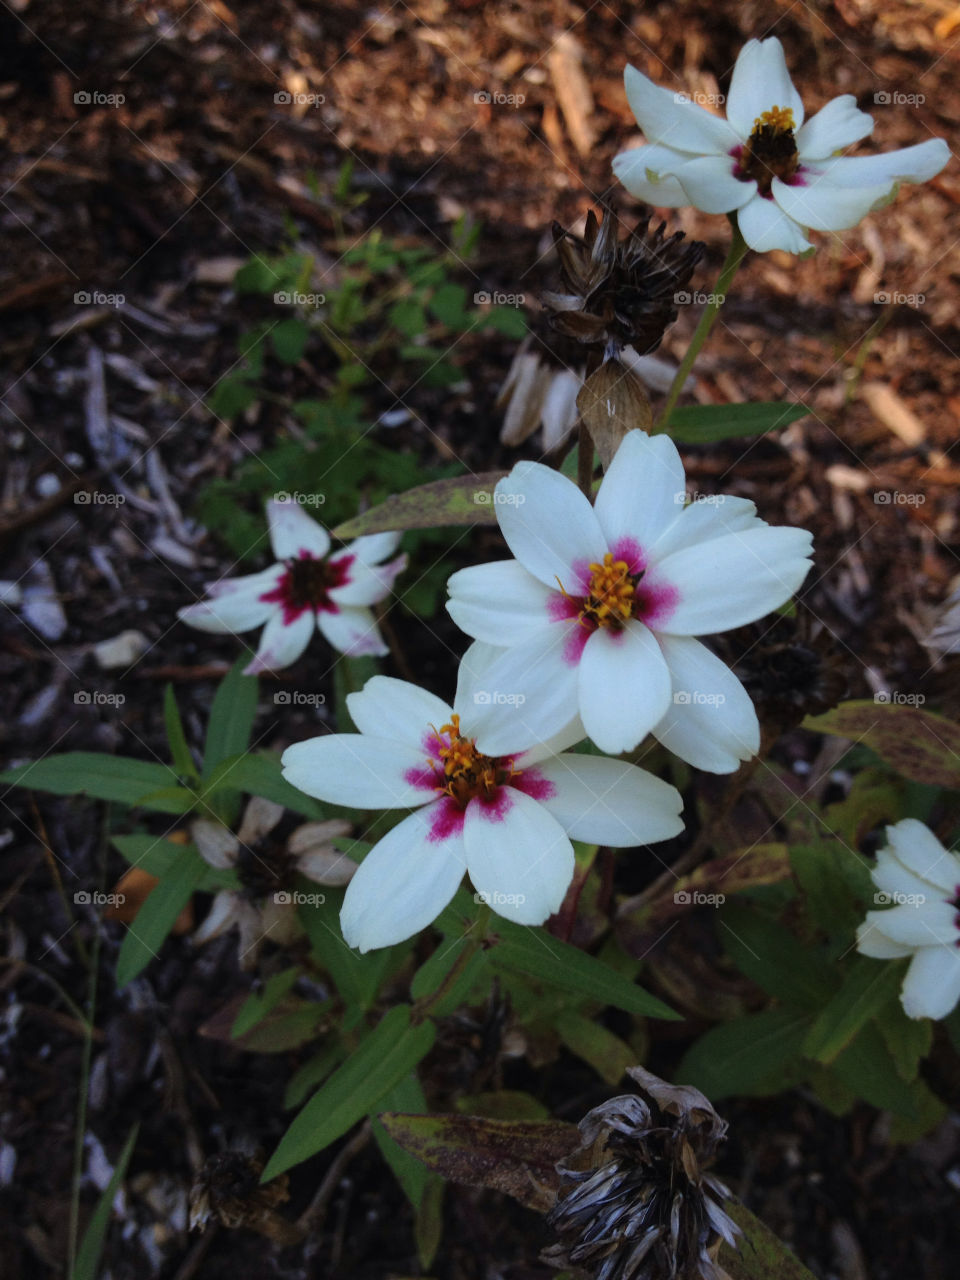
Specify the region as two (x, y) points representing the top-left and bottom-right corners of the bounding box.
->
(280, 658), (684, 952)
(446, 430), (814, 768)
(178, 499), (406, 674)
(613, 37), (950, 254)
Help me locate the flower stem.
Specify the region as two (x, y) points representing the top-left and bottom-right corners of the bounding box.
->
(412, 902), (491, 1023)
(655, 219), (748, 434)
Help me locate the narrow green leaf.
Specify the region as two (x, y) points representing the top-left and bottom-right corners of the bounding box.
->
(0, 754), (181, 808)
(666, 401), (809, 444)
(72, 1124), (139, 1280)
(804, 699), (960, 790)
(719, 903), (837, 1010)
(202, 658), (259, 779)
(830, 1022), (919, 1117)
(111, 833), (191, 879)
(263, 1005), (436, 1178)
(555, 1011), (635, 1085)
(164, 684), (198, 781)
(115, 844), (206, 986)
(677, 1009), (813, 1099)
(489, 920), (679, 1020)
(876, 994), (933, 1081)
(371, 1074), (433, 1211)
(332, 472), (506, 538)
(298, 889), (404, 1010)
(802, 957), (906, 1064)
(284, 1040), (347, 1110)
(198, 751), (324, 819)
(232, 968), (300, 1038)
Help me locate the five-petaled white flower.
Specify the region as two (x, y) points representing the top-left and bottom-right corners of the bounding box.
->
(280, 658), (684, 952)
(613, 37), (950, 254)
(178, 499), (406, 674)
(857, 819), (960, 1021)
(446, 430), (813, 767)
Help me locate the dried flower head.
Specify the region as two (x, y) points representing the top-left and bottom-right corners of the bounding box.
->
(190, 1151), (300, 1244)
(542, 207), (704, 355)
(544, 1067), (739, 1280)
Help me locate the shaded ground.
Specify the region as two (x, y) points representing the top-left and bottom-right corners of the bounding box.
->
(2, 1), (960, 1277)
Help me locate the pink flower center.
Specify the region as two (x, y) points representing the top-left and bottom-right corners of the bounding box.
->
(731, 105), (802, 198)
(260, 552), (352, 624)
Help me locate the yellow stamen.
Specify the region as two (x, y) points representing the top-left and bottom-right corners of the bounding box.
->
(753, 105), (795, 135)
(434, 714), (516, 805)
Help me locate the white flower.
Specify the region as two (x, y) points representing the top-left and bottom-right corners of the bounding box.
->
(857, 818), (960, 1021)
(280, 662), (684, 952)
(613, 37), (950, 254)
(192, 795), (355, 969)
(178, 500), (407, 673)
(446, 430), (813, 767)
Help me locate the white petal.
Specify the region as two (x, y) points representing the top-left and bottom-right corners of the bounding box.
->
(340, 807), (466, 952)
(541, 369), (582, 451)
(650, 496), (761, 560)
(726, 38), (804, 138)
(624, 64), (739, 153)
(578, 621), (672, 755)
(178, 569), (280, 634)
(737, 195), (814, 254)
(901, 945), (960, 1021)
(464, 788), (574, 925)
(245, 608), (315, 674)
(872, 851), (942, 905)
(346, 676), (452, 748)
(296, 847), (357, 886)
(469, 628), (582, 757)
(287, 819), (353, 854)
(281, 735), (435, 809)
(511, 714), (588, 766)
(856, 922), (916, 959)
(237, 796), (285, 845)
(621, 349), (686, 395)
(266, 498), (331, 559)
(656, 526), (814, 635)
(672, 155), (757, 213)
(446, 560), (557, 646)
(651, 635), (760, 773)
(346, 531), (402, 565)
(772, 174), (901, 232)
(612, 144), (691, 207)
(316, 606), (389, 658)
(594, 430), (686, 558)
(860, 901), (959, 947)
(494, 462), (607, 590)
(328, 552), (406, 606)
(191, 820), (238, 869)
(813, 139), (950, 189)
(532, 754), (684, 846)
(193, 890), (242, 943)
(884, 819), (960, 894)
(796, 95), (874, 159)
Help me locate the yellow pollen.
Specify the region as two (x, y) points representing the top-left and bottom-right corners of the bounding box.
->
(580, 552), (635, 629)
(753, 105), (795, 134)
(433, 714), (515, 806)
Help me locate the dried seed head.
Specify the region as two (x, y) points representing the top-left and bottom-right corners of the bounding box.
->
(542, 207), (705, 355)
(189, 1151), (299, 1243)
(544, 1067), (739, 1280)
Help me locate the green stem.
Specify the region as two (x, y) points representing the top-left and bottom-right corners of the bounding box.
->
(655, 220), (749, 434)
(413, 903), (491, 1023)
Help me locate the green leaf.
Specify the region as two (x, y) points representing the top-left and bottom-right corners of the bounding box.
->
(454, 1091), (550, 1120)
(297, 889), (403, 1010)
(719, 903), (837, 1009)
(411, 938), (489, 1016)
(489, 919), (679, 1020)
(202, 658), (259, 822)
(677, 1009), (813, 1099)
(371, 1074), (434, 1211)
(271, 317), (310, 364)
(263, 1005), (436, 1178)
(804, 700), (960, 790)
(555, 1011), (635, 1085)
(428, 283), (469, 327)
(481, 305), (528, 339)
(666, 401), (809, 443)
(164, 684), (198, 781)
(0, 753), (184, 810)
(199, 751), (325, 819)
(284, 1040), (347, 1109)
(802, 957), (905, 1064)
(789, 841), (874, 941)
(723, 1199), (819, 1280)
(115, 844), (207, 986)
(232, 968), (300, 1038)
(71, 1123), (139, 1280)
(876, 995), (933, 1081)
(332, 472), (506, 538)
(111, 833), (192, 879)
(830, 1021), (919, 1117)
(389, 299), (427, 337)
